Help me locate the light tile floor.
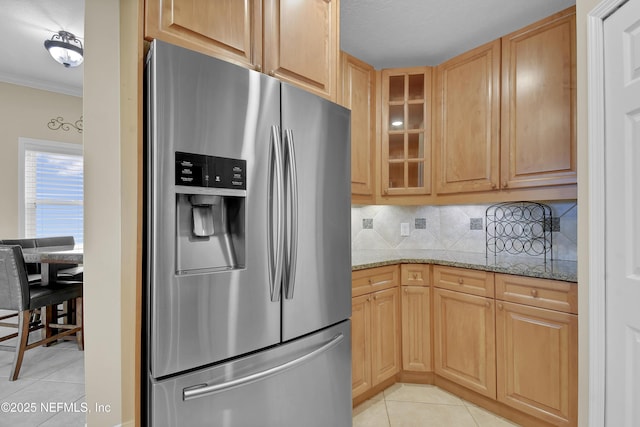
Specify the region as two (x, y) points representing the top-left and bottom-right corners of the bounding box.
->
(0, 318), (86, 427)
(353, 383), (520, 427)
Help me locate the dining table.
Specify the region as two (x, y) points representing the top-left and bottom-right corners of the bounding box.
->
(21, 245), (83, 285)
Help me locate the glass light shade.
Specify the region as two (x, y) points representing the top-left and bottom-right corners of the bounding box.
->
(44, 31), (84, 68)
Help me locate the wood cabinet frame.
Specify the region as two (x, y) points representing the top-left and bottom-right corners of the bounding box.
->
(435, 39), (501, 194)
(500, 7), (577, 189)
(145, 0), (338, 101)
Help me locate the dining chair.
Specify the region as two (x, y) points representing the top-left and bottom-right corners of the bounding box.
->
(0, 245), (83, 381)
(35, 236), (83, 281)
(0, 238), (41, 283)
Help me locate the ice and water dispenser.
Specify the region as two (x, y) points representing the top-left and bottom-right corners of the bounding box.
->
(174, 151), (246, 274)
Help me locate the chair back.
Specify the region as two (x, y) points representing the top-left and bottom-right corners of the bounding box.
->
(0, 245), (30, 312)
(0, 238), (39, 275)
(35, 236), (75, 248)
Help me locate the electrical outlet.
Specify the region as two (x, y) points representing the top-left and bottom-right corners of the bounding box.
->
(400, 223), (410, 236)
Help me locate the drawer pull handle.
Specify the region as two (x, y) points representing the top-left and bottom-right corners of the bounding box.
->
(368, 279), (373, 284)
(413, 273), (418, 279)
(531, 289), (538, 297)
(458, 278), (464, 285)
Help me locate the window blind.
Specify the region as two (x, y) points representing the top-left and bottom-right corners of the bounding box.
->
(23, 143), (83, 245)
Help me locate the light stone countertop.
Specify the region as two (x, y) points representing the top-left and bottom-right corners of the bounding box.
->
(352, 249), (577, 283)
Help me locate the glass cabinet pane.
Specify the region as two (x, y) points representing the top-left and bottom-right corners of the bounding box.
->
(408, 104), (424, 130)
(389, 75), (405, 102)
(408, 162), (424, 187)
(407, 134), (424, 159)
(389, 105), (405, 130)
(408, 74), (424, 100)
(383, 67), (431, 194)
(389, 134), (404, 160)
(389, 163), (405, 189)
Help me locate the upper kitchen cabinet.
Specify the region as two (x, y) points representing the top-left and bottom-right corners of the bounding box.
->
(263, 0), (339, 100)
(340, 52), (376, 202)
(144, 0), (261, 69)
(145, 0), (339, 101)
(435, 40), (501, 194)
(500, 7), (576, 189)
(381, 67), (433, 196)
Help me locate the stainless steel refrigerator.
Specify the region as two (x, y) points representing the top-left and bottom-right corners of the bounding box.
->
(143, 40), (352, 426)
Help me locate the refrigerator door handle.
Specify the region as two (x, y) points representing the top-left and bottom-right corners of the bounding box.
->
(182, 333), (345, 401)
(268, 125), (285, 302)
(284, 129), (299, 300)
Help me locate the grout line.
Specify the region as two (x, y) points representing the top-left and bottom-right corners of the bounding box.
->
(383, 394), (392, 427)
(464, 403), (482, 427)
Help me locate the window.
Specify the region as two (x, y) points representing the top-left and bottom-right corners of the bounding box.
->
(19, 138), (83, 245)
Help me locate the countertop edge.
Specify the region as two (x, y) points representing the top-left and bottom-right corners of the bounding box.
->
(352, 257), (577, 283)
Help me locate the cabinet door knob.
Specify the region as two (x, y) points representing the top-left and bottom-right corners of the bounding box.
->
(491, 183), (497, 189)
(368, 279), (373, 284)
(531, 289), (539, 297)
(485, 301), (491, 308)
(498, 303), (504, 311)
(268, 70), (275, 77)
(458, 278), (464, 285)
(503, 182), (509, 188)
(413, 273), (418, 279)
(404, 288), (408, 293)
(255, 65), (262, 72)
(374, 295), (378, 300)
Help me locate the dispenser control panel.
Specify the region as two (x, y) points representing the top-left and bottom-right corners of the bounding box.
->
(175, 151), (246, 190)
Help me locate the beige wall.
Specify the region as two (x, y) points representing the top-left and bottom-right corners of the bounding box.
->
(83, 0), (139, 425)
(0, 82), (82, 238)
(576, 0), (599, 425)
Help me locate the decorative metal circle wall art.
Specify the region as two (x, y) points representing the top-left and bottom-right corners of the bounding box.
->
(47, 116), (83, 133)
(486, 201), (553, 263)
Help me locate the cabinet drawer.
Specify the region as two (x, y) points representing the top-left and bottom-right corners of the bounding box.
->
(352, 265), (399, 297)
(433, 265), (495, 298)
(495, 274), (577, 314)
(401, 264), (430, 286)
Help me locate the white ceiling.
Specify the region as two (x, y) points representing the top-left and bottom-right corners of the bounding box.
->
(341, 0), (576, 69)
(0, 0), (576, 97)
(0, 0), (84, 97)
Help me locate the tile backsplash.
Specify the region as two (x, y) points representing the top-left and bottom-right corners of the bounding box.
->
(351, 201), (577, 261)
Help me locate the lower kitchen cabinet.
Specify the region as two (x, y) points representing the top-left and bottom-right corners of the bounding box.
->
(353, 263), (578, 426)
(495, 273), (578, 426)
(351, 266), (400, 401)
(496, 296), (578, 426)
(401, 285), (431, 372)
(434, 287), (496, 398)
(351, 293), (372, 398)
(400, 264), (431, 373)
(370, 287), (401, 385)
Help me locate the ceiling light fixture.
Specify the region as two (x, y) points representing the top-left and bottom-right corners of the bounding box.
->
(44, 31), (84, 68)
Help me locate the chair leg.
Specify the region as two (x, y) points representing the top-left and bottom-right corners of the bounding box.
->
(10, 311), (31, 381)
(43, 305), (52, 346)
(75, 297), (84, 351)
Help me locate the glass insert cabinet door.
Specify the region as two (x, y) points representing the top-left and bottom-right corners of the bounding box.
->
(381, 67), (432, 196)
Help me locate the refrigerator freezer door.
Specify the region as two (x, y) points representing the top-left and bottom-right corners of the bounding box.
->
(147, 40), (282, 378)
(149, 320), (352, 427)
(280, 84), (352, 341)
